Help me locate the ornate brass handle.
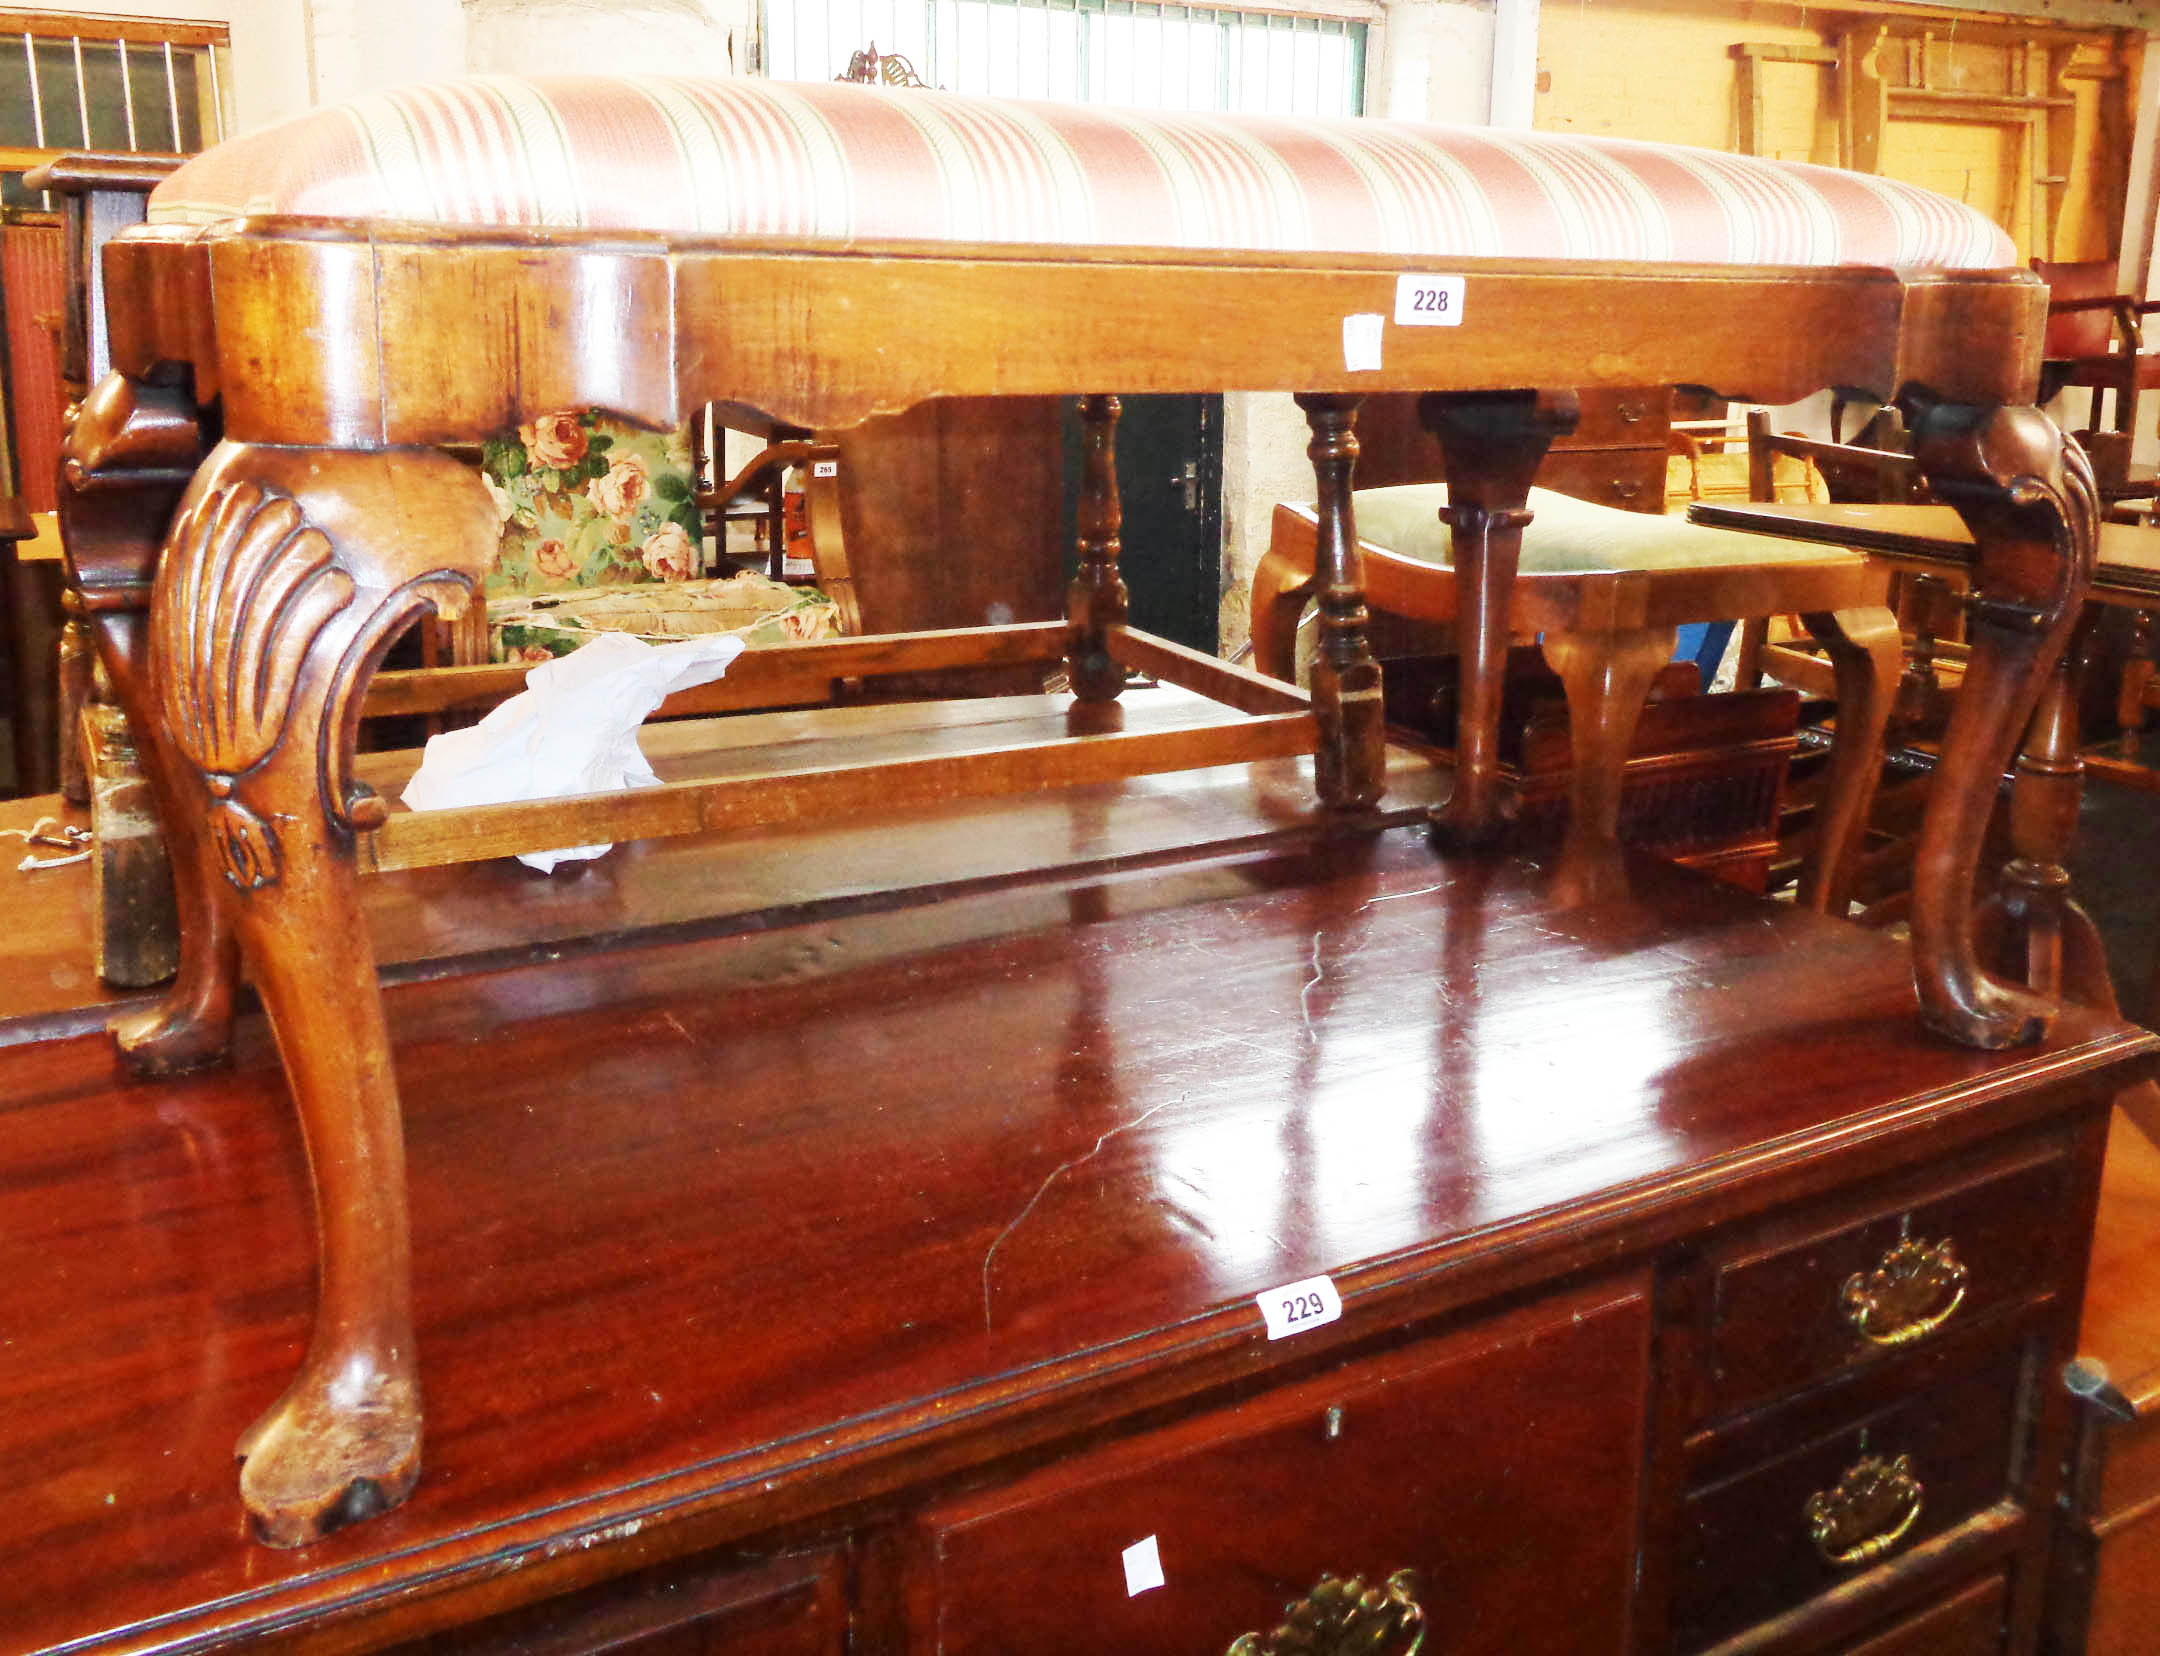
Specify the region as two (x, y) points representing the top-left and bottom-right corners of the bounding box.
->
(1805, 1453), (1923, 1568)
(1225, 1569), (1425, 1656)
(1840, 1236), (1967, 1347)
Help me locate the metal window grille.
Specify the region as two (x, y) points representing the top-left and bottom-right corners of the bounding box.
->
(765, 0), (1366, 117)
(0, 13), (232, 211)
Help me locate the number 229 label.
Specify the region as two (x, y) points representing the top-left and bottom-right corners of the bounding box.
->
(1258, 1273), (1344, 1340)
(1394, 273), (1466, 327)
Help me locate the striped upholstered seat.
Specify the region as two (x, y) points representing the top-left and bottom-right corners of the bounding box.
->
(147, 74), (2013, 271)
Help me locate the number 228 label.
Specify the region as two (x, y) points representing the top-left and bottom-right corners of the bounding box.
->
(1394, 274), (1466, 327)
(1258, 1273), (1343, 1340)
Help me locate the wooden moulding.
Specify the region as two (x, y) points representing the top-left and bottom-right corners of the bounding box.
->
(99, 222), (2048, 440)
(355, 623), (1319, 877)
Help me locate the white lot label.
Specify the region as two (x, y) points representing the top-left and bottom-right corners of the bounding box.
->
(1258, 1273), (1343, 1340)
(1122, 1534), (1166, 1596)
(1393, 273), (1466, 326)
(812, 459), (839, 477)
(1341, 312), (1384, 371)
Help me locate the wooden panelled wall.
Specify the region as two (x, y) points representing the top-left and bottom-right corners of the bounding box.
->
(1533, 0), (2138, 265)
(1, 219), (65, 509)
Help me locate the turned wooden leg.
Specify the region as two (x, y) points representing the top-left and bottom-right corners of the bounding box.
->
(1293, 393), (1383, 810)
(1066, 393), (1129, 703)
(56, 604), (93, 806)
(1421, 390), (1579, 848)
(1731, 615), (1769, 692)
(1794, 606), (1902, 917)
(57, 373), (239, 1068)
(1907, 402), (2098, 1049)
(148, 440), (492, 1544)
(1537, 625), (1676, 905)
(1249, 544), (1317, 684)
(2117, 608), (2154, 756)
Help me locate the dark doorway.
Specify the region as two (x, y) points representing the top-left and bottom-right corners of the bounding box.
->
(1062, 393), (1223, 656)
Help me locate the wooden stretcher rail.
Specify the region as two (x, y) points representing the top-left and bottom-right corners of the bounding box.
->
(363, 622), (1073, 720)
(359, 707), (1318, 875)
(351, 623), (1317, 877)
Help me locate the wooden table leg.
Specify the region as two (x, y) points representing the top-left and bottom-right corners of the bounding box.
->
(1294, 393), (1383, 810)
(1066, 393), (1129, 703)
(1420, 390), (1578, 849)
(1907, 401), (2098, 1049)
(1537, 624), (1677, 904)
(148, 440), (493, 1545)
(1795, 605), (1903, 917)
(58, 372), (238, 1071)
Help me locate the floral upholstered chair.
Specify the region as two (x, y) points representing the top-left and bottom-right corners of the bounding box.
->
(473, 409), (841, 662)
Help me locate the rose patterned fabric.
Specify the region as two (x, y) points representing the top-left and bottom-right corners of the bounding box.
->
(480, 410), (703, 598)
(148, 73), (2015, 271)
(491, 572), (839, 663)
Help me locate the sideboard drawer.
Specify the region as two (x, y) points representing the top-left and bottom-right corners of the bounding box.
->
(908, 1274), (1648, 1655)
(1703, 1142), (2074, 1418)
(387, 1547), (846, 1656)
(1535, 446), (1667, 512)
(1671, 1339), (2027, 1652)
(1841, 1572), (2007, 1655)
(1553, 386), (1673, 450)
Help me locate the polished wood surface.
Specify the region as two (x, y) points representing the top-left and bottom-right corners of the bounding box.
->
(0, 817), (2150, 1653)
(0, 747), (1450, 1047)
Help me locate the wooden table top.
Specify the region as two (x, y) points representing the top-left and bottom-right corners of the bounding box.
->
(1, 806), (2151, 1654)
(1687, 499), (2160, 604)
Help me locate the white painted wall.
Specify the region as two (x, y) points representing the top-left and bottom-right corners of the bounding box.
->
(463, 0), (754, 79)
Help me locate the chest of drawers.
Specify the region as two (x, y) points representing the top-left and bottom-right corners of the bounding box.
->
(0, 815), (2146, 1656)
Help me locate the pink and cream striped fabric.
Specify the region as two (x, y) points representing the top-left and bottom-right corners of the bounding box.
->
(148, 74), (2016, 271)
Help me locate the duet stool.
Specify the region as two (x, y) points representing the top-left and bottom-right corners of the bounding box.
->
(1255, 482), (1902, 912)
(59, 72), (2096, 1543)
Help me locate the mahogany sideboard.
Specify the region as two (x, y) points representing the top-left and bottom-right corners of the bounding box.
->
(1, 793), (2152, 1656)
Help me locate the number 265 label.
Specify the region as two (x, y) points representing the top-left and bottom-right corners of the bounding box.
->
(1394, 273), (1466, 327)
(1258, 1273), (1344, 1340)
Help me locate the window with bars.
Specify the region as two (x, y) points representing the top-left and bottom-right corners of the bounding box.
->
(0, 11), (231, 210)
(764, 0), (1367, 118)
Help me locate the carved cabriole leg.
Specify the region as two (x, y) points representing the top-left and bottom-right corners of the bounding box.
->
(150, 440), (493, 1545)
(57, 372), (239, 1065)
(1420, 390), (1580, 848)
(1794, 606), (1903, 917)
(1294, 393), (1384, 810)
(1066, 393), (1129, 703)
(1537, 625), (1677, 905)
(1906, 402), (2098, 1049)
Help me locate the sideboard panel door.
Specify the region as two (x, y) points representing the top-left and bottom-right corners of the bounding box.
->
(910, 1272), (1649, 1656)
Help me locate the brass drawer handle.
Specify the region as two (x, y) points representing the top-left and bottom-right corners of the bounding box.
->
(1840, 1236), (1967, 1347)
(1805, 1453), (1923, 1568)
(1225, 1569), (1425, 1656)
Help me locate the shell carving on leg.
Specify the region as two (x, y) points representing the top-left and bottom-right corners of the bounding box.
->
(151, 482), (356, 890)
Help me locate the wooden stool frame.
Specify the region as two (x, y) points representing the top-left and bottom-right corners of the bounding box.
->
(58, 215), (2092, 1544)
(1254, 495), (1902, 915)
